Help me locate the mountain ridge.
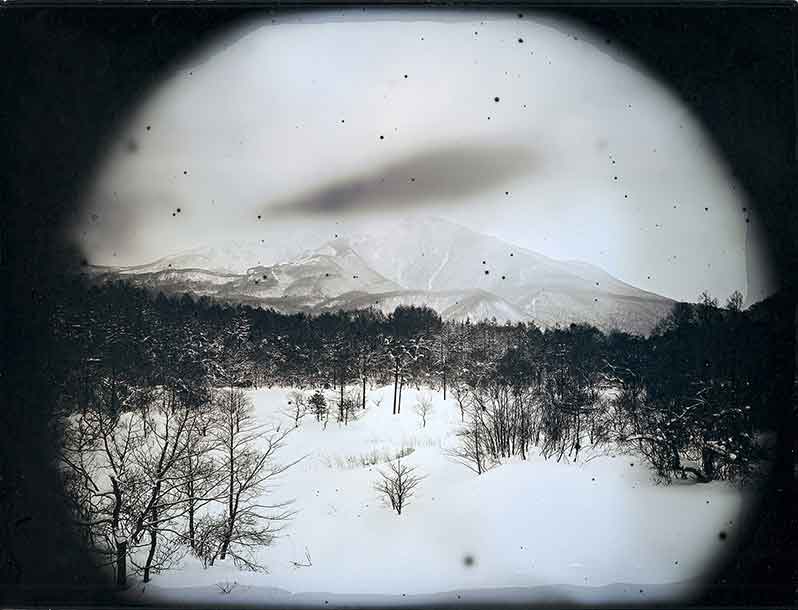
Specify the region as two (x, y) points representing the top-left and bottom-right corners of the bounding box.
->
(86, 217), (675, 334)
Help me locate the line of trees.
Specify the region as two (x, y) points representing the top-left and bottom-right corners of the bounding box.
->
(52, 280), (781, 583)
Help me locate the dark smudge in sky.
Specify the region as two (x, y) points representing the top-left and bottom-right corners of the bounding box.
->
(265, 142), (537, 217)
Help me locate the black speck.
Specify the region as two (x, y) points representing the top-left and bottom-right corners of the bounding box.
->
(501, 275), (506, 280)
(379, 135), (384, 140)
(176, 208), (181, 213)
(257, 215), (262, 220)
(518, 38), (524, 44)
(463, 554), (475, 567)
(183, 170), (188, 175)
(404, 74), (408, 79)
(494, 97), (500, 102)
(146, 125), (151, 131)
(718, 531), (727, 541)
(484, 270), (489, 275)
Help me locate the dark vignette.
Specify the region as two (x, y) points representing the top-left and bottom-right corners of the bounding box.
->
(1, 3), (795, 608)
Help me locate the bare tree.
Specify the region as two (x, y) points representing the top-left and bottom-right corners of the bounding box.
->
(61, 392), (206, 585)
(374, 458), (423, 515)
(212, 389), (301, 570)
(127, 394), (209, 583)
(285, 390), (308, 428)
(447, 402), (495, 475)
(414, 393), (433, 428)
(61, 406), (143, 587)
(452, 385), (471, 423)
(175, 404), (225, 554)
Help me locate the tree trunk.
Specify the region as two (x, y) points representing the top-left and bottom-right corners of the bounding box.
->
(143, 510), (158, 583)
(701, 447), (716, 481)
(392, 360), (399, 415)
(220, 414), (234, 560)
(340, 379), (345, 423)
(475, 423), (482, 475)
(397, 376), (404, 414)
(219, 518), (234, 561)
(115, 540), (127, 588)
(188, 486), (195, 551)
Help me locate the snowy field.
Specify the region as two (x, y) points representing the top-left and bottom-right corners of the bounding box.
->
(125, 385), (754, 606)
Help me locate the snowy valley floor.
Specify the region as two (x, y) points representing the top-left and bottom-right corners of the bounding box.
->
(125, 385), (755, 606)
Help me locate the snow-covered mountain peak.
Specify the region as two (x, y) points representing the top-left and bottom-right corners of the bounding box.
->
(94, 216), (675, 334)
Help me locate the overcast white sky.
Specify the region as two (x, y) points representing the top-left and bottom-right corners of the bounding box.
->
(75, 10), (773, 304)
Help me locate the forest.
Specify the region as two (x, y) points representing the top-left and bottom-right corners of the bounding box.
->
(52, 278), (780, 587)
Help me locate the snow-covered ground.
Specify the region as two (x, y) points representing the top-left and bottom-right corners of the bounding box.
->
(125, 385), (754, 606)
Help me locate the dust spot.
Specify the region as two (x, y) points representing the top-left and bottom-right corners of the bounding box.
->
(463, 554), (475, 567)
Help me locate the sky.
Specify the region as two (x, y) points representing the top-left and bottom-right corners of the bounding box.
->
(74, 9), (774, 304)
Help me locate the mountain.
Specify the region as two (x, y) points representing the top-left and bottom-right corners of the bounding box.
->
(87, 217), (675, 334)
